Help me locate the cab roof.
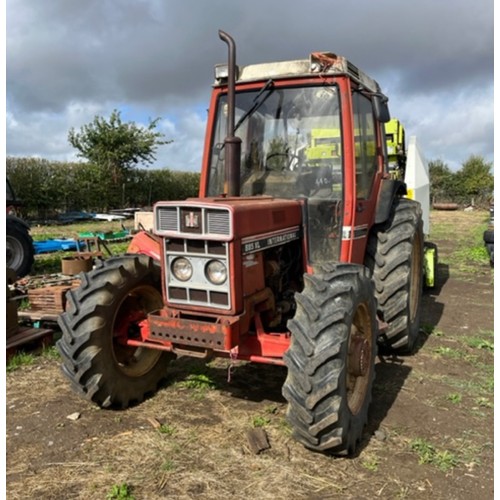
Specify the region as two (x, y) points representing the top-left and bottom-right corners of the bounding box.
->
(214, 52), (382, 93)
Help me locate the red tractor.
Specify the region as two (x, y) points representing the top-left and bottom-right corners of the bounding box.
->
(57, 32), (423, 455)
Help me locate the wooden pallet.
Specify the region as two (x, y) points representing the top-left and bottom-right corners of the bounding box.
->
(26, 281), (80, 316)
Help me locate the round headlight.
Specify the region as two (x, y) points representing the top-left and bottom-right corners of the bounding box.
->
(171, 257), (193, 281)
(205, 260), (227, 285)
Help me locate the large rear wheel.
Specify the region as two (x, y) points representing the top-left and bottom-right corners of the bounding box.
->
(57, 254), (174, 408)
(283, 264), (377, 455)
(366, 197), (424, 353)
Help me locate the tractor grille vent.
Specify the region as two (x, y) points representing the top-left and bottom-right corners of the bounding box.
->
(206, 210), (231, 235)
(155, 205), (232, 239)
(157, 207), (178, 232)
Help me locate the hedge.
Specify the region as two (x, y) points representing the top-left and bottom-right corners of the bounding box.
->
(6, 157), (200, 219)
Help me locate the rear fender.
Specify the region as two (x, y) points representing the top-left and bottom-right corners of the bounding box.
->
(374, 178), (407, 225)
(7, 214), (31, 231)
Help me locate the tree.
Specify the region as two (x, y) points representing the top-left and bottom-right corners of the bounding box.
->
(428, 159), (457, 203)
(454, 155), (493, 205)
(68, 110), (172, 180)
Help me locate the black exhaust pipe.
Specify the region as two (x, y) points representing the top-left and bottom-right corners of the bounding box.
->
(219, 30), (241, 197)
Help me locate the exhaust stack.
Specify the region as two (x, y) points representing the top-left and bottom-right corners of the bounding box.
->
(219, 30), (241, 197)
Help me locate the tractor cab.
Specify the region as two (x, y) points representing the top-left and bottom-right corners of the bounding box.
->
(201, 48), (391, 267)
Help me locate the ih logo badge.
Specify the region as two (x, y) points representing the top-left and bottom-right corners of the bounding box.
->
(185, 211), (200, 228)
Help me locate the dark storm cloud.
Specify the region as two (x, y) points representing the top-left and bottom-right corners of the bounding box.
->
(6, 0), (494, 171)
(8, 0), (492, 110)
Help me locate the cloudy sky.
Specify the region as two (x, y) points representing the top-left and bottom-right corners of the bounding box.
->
(6, 0), (494, 173)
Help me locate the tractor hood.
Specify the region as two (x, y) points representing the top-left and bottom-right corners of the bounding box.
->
(153, 197), (302, 241)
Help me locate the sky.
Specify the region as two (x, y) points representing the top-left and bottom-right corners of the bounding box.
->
(5, 0), (494, 173)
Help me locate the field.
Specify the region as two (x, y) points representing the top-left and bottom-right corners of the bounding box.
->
(6, 210), (494, 499)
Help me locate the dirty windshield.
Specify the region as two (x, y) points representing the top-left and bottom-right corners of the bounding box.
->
(207, 85), (343, 200)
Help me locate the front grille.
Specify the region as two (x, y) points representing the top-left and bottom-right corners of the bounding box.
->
(155, 204), (232, 239)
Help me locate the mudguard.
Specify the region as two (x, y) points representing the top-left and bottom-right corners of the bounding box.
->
(127, 230), (162, 262)
(374, 178), (407, 225)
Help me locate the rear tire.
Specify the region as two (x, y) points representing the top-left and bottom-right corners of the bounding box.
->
(283, 264), (377, 455)
(366, 197), (424, 353)
(57, 254), (174, 409)
(483, 230), (494, 244)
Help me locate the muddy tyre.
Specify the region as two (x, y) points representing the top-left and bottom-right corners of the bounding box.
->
(366, 197), (424, 353)
(283, 264), (377, 455)
(6, 218), (34, 278)
(483, 230), (494, 244)
(57, 254), (174, 409)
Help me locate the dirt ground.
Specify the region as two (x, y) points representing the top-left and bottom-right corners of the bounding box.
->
(6, 210), (494, 499)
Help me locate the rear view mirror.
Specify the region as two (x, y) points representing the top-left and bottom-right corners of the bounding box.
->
(373, 95), (391, 123)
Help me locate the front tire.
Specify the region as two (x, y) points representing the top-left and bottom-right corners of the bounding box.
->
(283, 264), (377, 455)
(57, 254), (174, 409)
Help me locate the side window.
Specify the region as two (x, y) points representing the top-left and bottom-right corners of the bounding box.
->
(353, 93), (377, 199)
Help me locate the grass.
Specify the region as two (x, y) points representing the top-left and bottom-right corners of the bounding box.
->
(463, 332), (494, 351)
(361, 455), (379, 472)
(7, 340), (61, 373)
(410, 438), (459, 472)
(41, 345), (61, 360)
(106, 483), (135, 500)
(178, 373), (217, 391)
(158, 424), (176, 436)
(7, 351), (36, 372)
(475, 397), (493, 408)
(451, 245), (489, 269)
(446, 393), (462, 404)
(442, 368), (493, 399)
(251, 415), (271, 428)
(161, 459), (176, 472)
(433, 346), (462, 359)
(428, 210), (491, 274)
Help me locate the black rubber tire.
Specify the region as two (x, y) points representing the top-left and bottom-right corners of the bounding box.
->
(57, 254), (174, 409)
(6, 219), (34, 278)
(282, 264), (377, 455)
(483, 230), (494, 244)
(365, 197), (424, 354)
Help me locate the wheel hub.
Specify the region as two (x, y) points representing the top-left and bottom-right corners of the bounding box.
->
(349, 335), (370, 377)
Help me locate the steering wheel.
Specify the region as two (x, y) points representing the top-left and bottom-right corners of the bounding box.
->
(265, 152), (301, 171)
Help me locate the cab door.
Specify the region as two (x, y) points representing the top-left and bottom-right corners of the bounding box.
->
(348, 91), (385, 263)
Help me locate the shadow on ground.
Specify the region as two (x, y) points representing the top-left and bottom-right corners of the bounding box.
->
(416, 261), (449, 353)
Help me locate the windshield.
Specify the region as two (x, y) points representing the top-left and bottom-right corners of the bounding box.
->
(208, 85), (342, 198)
(207, 84), (343, 264)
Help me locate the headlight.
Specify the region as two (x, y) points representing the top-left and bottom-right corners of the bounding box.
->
(205, 260), (227, 285)
(171, 257), (193, 281)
